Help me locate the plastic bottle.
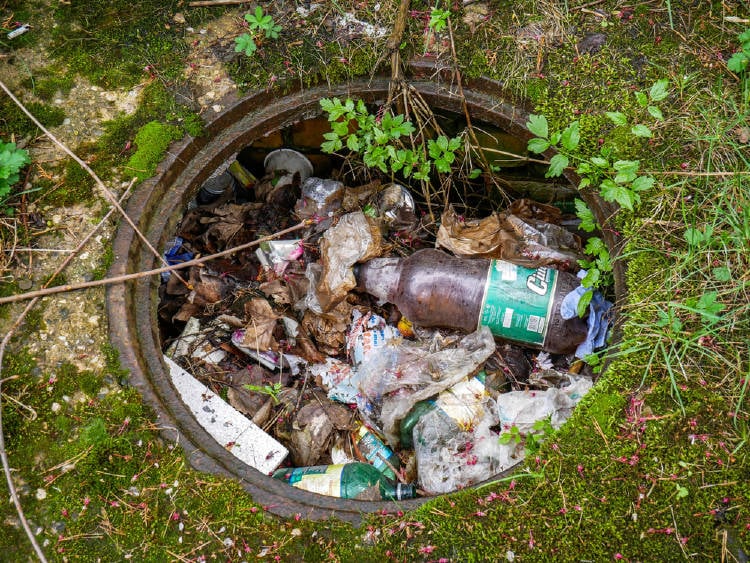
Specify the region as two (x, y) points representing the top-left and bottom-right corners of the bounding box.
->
(352, 422), (400, 480)
(399, 372), (490, 449)
(272, 462), (416, 500)
(354, 248), (588, 354)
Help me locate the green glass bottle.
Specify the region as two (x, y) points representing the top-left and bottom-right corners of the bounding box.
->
(353, 422), (400, 481)
(400, 372), (489, 449)
(272, 462), (416, 501)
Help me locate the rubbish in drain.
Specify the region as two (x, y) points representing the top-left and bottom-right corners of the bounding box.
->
(158, 135), (613, 498)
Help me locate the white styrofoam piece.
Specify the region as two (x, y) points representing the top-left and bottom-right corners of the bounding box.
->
(164, 356), (288, 474)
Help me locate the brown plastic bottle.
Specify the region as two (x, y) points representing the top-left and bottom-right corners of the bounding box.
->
(354, 248), (588, 354)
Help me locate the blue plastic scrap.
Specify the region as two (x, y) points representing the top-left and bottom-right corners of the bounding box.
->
(560, 271), (613, 359)
(162, 237), (194, 281)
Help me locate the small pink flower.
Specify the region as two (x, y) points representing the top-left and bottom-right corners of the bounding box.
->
(418, 545), (435, 554)
(614, 553), (623, 560)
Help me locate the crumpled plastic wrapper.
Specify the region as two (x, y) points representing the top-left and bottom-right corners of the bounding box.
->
(436, 202), (583, 268)
(316, 211), (382, 311)
(414, 406), (512, 495)
(356, 325), (496, 447)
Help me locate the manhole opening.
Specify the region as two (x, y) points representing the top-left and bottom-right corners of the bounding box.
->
(109, 77), (622, 522)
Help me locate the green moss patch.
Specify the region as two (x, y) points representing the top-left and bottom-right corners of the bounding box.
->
(125, 121), (181, 181)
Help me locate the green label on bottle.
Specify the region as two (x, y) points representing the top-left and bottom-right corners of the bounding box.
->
(357, 429), (396, 478)
(479, 260), (557, 346)
(286, 465), (344, 497)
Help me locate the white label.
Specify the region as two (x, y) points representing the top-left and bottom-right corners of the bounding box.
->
(502, 308), (514, 328)
(527, 315), (545, 334)
(496, 260), (518, 282)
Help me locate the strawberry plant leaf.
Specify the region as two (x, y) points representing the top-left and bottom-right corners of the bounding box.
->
(526, 114), (548, 139)
(546, 154), (568, 177)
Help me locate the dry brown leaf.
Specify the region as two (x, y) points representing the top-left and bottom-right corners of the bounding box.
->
(241, 298), (279, 350)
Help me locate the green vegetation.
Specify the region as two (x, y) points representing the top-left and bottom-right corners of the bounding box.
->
(1, 0), (749, 561)
(235, 6), (283, 57)
(0, 139), (30, 212)
(320, 97), (462, 182)
(125, 121), (181, 181)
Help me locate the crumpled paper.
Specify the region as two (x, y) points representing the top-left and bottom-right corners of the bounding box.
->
(436, 201), (582, 268)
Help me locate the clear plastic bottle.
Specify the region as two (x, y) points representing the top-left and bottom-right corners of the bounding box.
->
(354, 248), (588, 354)
(399, 372), (490, 449)
(272, 462), (416, 500)
(352, 422), (400, 480)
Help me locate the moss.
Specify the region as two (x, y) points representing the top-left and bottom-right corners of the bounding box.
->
(49, 0), (228, 88)
(0, 98), (66, 139)
(58, 158), (97, 206)
(21, 69), (75, 102)
(125, 121), (182, 181)
(91, 244), (114, 281)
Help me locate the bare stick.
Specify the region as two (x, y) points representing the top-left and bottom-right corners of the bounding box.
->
(445, 17), (511, 202)
(0, 79), (189, 288)
(385, 0), (411, 108)
(0, 221), (309, 305)
(0, 179), (135, 563)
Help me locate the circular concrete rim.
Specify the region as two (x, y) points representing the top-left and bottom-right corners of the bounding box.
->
(107, 69), (625, 524)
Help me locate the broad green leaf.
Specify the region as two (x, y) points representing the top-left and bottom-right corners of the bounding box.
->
(546, 154), (568, 177)
(591, 156), (609, 168)
(332, 121), (349, 136)
(526, 114), (549, 139)
(684, 227), (704, 246)
(234, 34), (257, 56)
(649, 78), (669, 101)
(713, 266), (731, 282)
(428, 139), (442, 159)
(396, 121), (415, 136)
(613, 159), (639, 172)
(581, 268), (600, 288)
(615, 171), (637, 184)
(696, 291), (725, 319)
(577, 289), (594, 317)
(527, 138), (550, 153)
(613, 160), (639, 183)
(631, 124), (652, 138)
(584, 236), (606, 256)
(448, 136), (462, 152)
(727, 52), (749, 73)
(435, 157), (452, 173)
(560, 121), (580, 151)
(740, 29), (750, 43)
(631, 175), (655, 191)
(346, 135), (359, 151)
(578, 177), (591, 189)
(320, 98), (335, 113)
(647, 105), (664, 120)
(600, 179), (635, 210)
(549, 131), (562, 145)
(605, 112), (628, 126)
(635, 91), (648, 107)
(437, 135), (449, 151)
(469, 168), (482, 179)
(575, 200), (596, 232)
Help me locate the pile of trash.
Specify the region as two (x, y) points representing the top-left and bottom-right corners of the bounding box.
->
(159, 146), (612, 499)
